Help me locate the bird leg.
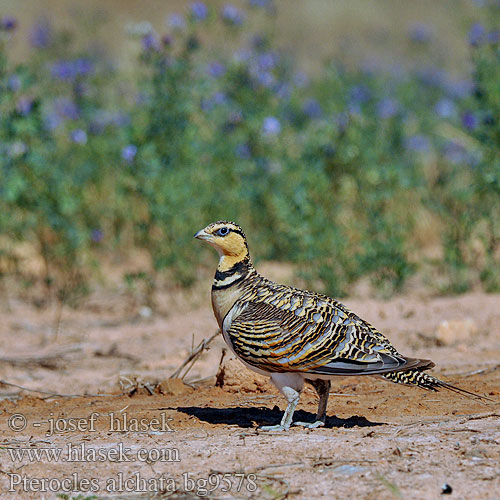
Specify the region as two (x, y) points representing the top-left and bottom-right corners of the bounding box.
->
(294, 379), (331, 429)
(259, 373), (304, 431)
(259, 386), (300, 431)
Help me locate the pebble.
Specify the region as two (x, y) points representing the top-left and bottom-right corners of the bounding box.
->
(441, 483), (452, 495)
(435, 318), (478, 346)
(333, 465), (367, 476)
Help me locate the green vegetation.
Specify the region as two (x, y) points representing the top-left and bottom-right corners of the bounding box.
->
(0, 2), (499, 306)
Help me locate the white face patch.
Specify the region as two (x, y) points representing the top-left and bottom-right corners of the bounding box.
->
(207, 240), (225, 256)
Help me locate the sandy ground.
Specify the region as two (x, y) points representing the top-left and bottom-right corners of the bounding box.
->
(0, 281), (499, 499)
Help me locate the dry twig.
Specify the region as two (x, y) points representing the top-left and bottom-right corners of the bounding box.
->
(450, 363), (500, 377)
(0, 379), (116, 399)
(0, 344), (82, 369)
(170, 330), (220, 380)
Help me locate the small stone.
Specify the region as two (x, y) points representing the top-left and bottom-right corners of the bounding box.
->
(139, 306), (153, 318)
(333, 465), (367, 476)
(435, 318), (478, 346)
(441, 483), (452, 495)
(464, 447), (487, 459)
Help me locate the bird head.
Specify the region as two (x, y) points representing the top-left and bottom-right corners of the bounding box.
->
(194, 220), (249, 258)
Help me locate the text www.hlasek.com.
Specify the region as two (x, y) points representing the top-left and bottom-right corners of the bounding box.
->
(7, 442), (180, 463)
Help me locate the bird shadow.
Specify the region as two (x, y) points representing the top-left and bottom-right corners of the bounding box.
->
(172, 406), (383, 429)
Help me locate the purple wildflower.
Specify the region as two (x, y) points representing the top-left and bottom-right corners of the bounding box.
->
(207, 61), (226, 78)
(293, 71), (309, 88)
(303, 98), (322, 119)
(30, 18), (52, 48)
(348, 103), (362, 116)
(91, 229), (104, 243)
(349, 85), (371, 105)
(90, 111), (129, 134)
(201, 92), (228, 111)
(122, 144), (137, 160)
(168, 13), (186, 30)
(122, 145), (137, 163)
(16, 97), (34, 116)
(417, 67), (446, 88)
(9, 141), (27, 158)
(443, 140), (467, 165)
(262, 116), (281, 135)
(468, 23), (486, 46)
(255, 71), (275, 88)
(112, 113), (130, 128)
(213, 92), (227, 105)
(8, 74), (21, 92)
(141, 33), (160, 51)
(54, 97), (80, 120)
(75, 58), (93, 75)
(233, 48), (252, 63)
(221, 5), (245, 26)
(190, 2), (208, 21)
(235, 143), (252, 159)
(462, 111), (478, 131)
(405, 134), (430, 153)
(71, 129), (87, 145)
(434, 98), (456, 119)
(444, 79), (473, 99)
(335, 112), (349, 133)
(257, 52), (278, 71)
(377, 98), (399, 119)
(51, 58), (94, 81)
(275, 82), (291, 100)
(0, 16), (17, 31)
(44, 113), (63, 131)
(408, 22), (432, 43)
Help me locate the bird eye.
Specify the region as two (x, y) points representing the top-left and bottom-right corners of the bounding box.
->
(217, 227), (229, 236)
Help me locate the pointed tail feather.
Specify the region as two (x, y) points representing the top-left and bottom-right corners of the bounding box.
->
(383, 368), (493, 402)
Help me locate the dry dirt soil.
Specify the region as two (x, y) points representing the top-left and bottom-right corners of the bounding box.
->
(0, 279), (499, 500)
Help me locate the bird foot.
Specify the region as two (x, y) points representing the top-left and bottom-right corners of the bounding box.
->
(258, 424), (290, 431)
(293, 420), (325, 429)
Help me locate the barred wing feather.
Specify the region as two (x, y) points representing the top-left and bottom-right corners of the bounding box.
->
(226, 296), (434, 375)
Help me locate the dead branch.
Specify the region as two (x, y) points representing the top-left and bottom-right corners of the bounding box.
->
(252, 462), (304, 472)
(312, 458), (377, 467)
(215, 348), (227, 387)
(450, 363), (500, 377)
(93, 343), (139, 363)
(118, 376), (161, 397)
(457, 412), (500, 424)
(0, 345), (82, 369)
(0, 379), (117, 399)
(170, 330), (220, 380)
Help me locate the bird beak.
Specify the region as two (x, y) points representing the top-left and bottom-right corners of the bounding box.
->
(194, 228), (211, 240)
